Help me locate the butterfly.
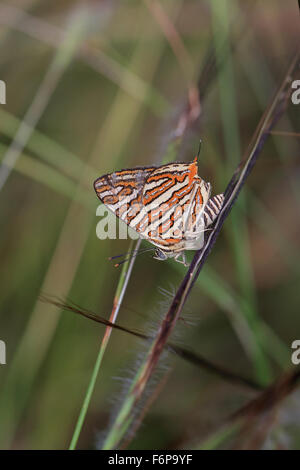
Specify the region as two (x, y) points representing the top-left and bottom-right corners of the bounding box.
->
(94, 151), (223, 266)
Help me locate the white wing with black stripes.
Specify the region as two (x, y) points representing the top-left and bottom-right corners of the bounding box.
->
(202, 194), (224, 227)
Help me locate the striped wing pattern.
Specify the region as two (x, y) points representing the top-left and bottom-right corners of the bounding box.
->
(94, 165), (155, 226)
(203, 194), (224, 227)
(138, 159), (209, 252)
(94, 158), (223, 259)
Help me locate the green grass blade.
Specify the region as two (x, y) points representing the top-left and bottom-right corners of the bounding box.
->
(69, 240), (138, 449)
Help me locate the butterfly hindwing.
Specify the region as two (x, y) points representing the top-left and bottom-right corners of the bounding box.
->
(140, 159), (209, 251)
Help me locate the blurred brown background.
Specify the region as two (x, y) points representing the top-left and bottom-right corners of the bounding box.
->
(0, 0), (299, 449)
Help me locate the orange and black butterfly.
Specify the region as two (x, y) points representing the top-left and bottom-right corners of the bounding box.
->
(94, 146), (223, 266)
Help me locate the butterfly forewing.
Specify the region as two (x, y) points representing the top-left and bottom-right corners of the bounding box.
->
(94, 165), (155, 221)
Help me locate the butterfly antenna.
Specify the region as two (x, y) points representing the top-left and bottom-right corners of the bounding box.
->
(110, 247), (154, 268)
(108, 248), (147, 261)
(196, 139), (202, 160)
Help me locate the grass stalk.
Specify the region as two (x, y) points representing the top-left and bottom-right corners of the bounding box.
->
(211, 0), (271, 384)
(101, 51), (299, 449)
(66, 10), (170, 447)
(69, 240), (138, 449)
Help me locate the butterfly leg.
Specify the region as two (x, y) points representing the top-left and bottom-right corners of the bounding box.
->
(174, 252), (189, 267)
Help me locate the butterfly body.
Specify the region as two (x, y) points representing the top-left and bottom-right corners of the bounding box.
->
(94, 157), (223, 266)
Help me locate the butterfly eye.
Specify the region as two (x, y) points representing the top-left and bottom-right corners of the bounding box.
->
(154, 249), (166, 260)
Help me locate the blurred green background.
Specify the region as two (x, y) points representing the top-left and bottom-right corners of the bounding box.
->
(0, 0), (299, 450)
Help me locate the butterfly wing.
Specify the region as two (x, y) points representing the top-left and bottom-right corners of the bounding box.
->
(94, 166), (156, 236)
(140, 158), (208, 252)
(94, 159), (217, 255)
(184, 179), (211, 234)
(184, 193), (224, 250)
